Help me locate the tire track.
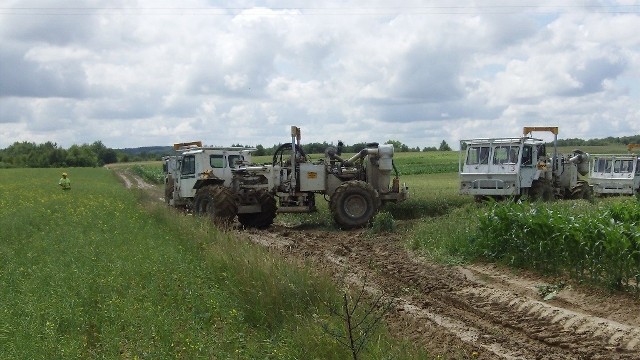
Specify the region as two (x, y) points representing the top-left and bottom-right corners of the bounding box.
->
(245, 227), (640, 359)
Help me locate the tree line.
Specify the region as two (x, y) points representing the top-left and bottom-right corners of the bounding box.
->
(0, 141), (120, 168)
(0, 138), (453, 168)
(555, 135), (640, 147)
(243, 139), (452, 156)
(5, 133), (638, 169)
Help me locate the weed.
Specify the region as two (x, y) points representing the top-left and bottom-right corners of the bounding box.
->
(371, 211), (396, 233)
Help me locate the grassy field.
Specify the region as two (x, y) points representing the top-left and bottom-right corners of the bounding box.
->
(0, 168), (426, 359)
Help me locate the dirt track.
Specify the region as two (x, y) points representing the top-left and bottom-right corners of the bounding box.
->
(117, 170), (640, 359)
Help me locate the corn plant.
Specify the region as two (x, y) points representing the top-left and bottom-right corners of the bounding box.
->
(475, 200), (640, 293)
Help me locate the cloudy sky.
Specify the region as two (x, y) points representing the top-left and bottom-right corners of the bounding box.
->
(1, 1), (639, 150)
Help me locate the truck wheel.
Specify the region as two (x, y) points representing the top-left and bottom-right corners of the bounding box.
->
(194, 185), (237, 224)
(571, 180), (592, 200)
(238, 191), (277, 229)
(529, 179), (554, 202)
(164, 175), (174, 205)
(330, 181), (379, 229)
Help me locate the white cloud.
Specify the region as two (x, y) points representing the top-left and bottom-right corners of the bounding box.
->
(0, 1), (639, 150)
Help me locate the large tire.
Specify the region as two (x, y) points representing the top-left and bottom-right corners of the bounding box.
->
(238, 190), (277, 229)
(330, 180), (379, 229)
(570, 180), (592, 200)
(193, 185), (237, 224)
(164, 175), (174, 205)
(528, 179), (554, 202)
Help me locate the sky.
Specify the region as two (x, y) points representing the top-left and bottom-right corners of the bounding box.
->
(1, 1), (639, 150)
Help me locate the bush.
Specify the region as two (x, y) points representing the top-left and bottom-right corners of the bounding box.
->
(371, 211), (395, 233)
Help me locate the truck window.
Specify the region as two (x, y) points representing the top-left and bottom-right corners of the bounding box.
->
(466, 146), (490, 165)
(593, 158), (612, 173)
(181, 156), (195, 175)
(615, 160), (634, 173)
(210, 155), (224, 168)
(493, 146), (519, 165)
(522, 145), (532, 166)
(228, 155), (241, 168)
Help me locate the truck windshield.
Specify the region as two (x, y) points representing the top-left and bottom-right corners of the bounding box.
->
(493, 145), (519, 165)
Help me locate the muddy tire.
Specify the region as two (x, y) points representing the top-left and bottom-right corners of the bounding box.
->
(528, 179), (554, 202)
(164, 175), (174, 205)
(193, 185), (237, 224)
(570, 180), (592, 200)
(330, 180), (379, 229)
(238, 190), (277, 229)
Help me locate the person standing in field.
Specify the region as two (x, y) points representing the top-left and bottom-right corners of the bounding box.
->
(59, 172), (71, 190)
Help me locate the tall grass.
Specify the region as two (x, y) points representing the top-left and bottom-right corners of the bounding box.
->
(410, 204), (482, 265)
(388, 173), (471, 220)
(0, 168), (426, 359)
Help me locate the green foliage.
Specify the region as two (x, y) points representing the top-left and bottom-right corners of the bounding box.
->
(473, 200), (640, 292)
(438, 140), (452, 151)
(371, 211), (396, 233)
(410, 204), (480, 265)
(0, 168), (425, 359)
(392, 151), (459, 175)
(0, 140), (118, 168)
(536, 281), (567, 300)
(131, 164), (165, 184)
(555, 135), (640, 147)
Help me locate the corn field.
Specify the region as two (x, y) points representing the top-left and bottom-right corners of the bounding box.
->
(475, 200), (640, 292)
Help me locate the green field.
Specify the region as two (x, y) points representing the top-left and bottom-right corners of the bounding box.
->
(0, 168), (425, 359)
(8, 148), (639, 357)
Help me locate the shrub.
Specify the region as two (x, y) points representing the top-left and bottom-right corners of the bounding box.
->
(371, 211), (396, 233)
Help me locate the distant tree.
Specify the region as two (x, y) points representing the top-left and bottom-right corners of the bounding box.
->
(422, 146), (437, 152)
(66, 144), (98, 167)
(254, 144), (266, 156)
(347, 142), (370, 153)
(303, 142), (332, 155)
(90, 141), (117, 165)
(438, 140), (452, 151)
(385, 140), (409, 152)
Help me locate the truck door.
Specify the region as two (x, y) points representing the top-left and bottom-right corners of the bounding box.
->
(178, 154), (197, 198)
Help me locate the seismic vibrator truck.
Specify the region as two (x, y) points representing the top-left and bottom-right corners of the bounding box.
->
(589, 144), (640, 196)
(459, 126), (591, 201)
(163, 126), (409, 229)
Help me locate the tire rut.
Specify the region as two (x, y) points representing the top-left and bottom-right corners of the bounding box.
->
(244, 226), (640, 359)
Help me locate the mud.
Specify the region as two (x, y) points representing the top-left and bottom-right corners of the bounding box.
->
(117, 169), (640, 359)
(241, 227), (640, 359)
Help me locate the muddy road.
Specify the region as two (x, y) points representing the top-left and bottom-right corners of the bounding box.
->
(117, 170), (640, 359)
